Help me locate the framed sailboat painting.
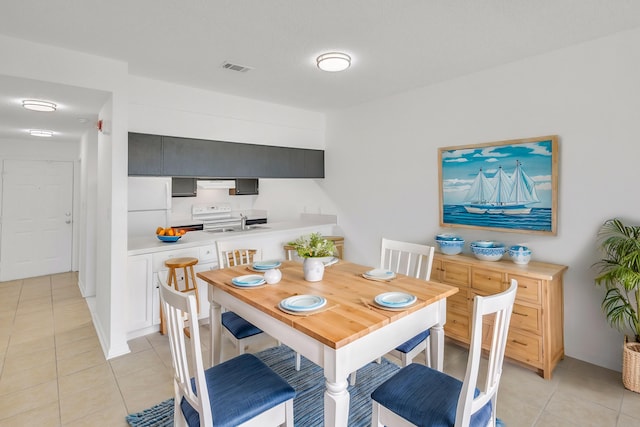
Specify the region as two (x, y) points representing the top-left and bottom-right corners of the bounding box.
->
(438, 135), (559, 235)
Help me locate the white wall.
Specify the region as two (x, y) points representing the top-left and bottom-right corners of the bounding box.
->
(0, 35), (130, 359)
(324, 28), (640, 371)
(128, 76), (339, 222)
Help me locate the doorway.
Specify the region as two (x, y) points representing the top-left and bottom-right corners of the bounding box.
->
(0, 159), (74, 281)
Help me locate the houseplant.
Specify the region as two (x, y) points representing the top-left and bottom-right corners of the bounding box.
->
(287, 232), (336, 281)
(594, 218), (640, 392)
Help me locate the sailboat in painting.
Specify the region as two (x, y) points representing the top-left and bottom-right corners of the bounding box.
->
(463, 160), (539, 215)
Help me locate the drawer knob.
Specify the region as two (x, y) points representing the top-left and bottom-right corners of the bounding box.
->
(512, 339), (528, 347)
(513, 311), (528, 317)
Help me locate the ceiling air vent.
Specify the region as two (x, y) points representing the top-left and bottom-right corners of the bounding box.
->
(222, 61), (253, 73)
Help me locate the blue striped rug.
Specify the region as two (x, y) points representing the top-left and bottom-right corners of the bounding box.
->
(126, 345), (400, 427)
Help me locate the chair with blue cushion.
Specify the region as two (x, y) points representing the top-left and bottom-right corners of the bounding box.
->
(370, 280), (518, 427)
(215, 243), (268, 357)
(159, 274), (295, 427)
(349, 238), (435, 385)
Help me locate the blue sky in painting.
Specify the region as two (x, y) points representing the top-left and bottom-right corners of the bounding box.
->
(441, 140), (554, 208)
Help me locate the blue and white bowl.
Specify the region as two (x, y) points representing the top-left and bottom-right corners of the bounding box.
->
(437, 239), (465, 255)
(470, 242), (505, 261)
(508, 245), (532, 265)
(436, 233), (464, 242)
(471, 240), (495, 248)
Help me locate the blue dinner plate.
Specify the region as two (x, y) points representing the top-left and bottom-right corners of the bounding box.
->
(252, 260), (282, 270)
(231, 274), (266, 287)
(279, 295), (327, 312)
(374, 292), (416, 308)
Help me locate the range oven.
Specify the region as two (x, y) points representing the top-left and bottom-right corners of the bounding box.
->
(191, 204), (268, 231)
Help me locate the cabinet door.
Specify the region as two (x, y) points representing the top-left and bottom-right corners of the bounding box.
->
(129, 133), (163, 176)
(127, 254), (154, 332)
(163, 136), (221, 177)
(305, 149), (325, 178)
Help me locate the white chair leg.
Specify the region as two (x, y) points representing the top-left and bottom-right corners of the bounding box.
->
(295, 352), (301, 371)
(376, 357), (381, 364)
(349, 371), (357, 386)
(371, 402), (383, 427)
(284, 399), (294, 427)
(425, 336), (432, 367)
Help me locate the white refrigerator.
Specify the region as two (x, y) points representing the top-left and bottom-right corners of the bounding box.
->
(127, 177), (172, 237)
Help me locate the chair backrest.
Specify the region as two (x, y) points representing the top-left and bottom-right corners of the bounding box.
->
(216, 240), (263, 268)
(455, 279), (518, 427)
(380, 238), (435, 280)
(159, 273), (213, 426)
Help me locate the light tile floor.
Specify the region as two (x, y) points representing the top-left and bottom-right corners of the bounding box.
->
(1, 273), (640, 426)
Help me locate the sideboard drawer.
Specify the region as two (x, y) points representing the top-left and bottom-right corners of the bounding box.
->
(511, 303), (541, 334)
(506, 329), (542, 364)
(445, 310), (470, 342)
(511, 274), (542, 304)
(471, 268), (505, 294)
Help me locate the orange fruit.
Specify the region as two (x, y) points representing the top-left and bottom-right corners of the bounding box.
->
(158, 228), (166, 236)
(156, 226), (164, 234)
(167, 228), (175, 236)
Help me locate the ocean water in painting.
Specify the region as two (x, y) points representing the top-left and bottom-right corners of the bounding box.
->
(443, 205), (552, 232)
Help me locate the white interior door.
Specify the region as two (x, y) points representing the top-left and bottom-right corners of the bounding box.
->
(1, 160), (74, 281)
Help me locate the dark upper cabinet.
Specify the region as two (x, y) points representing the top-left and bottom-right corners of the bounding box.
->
(128, 133), (325, 178)
(305, 149), (325, 178)
(128, 133), (163, 175)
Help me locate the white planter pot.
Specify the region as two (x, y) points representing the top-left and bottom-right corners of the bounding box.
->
(303, 258), (325, 282)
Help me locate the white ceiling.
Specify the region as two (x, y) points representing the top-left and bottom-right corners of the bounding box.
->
(1, 0), (640, 142)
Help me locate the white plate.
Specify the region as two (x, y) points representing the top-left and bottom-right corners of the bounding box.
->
(279, 295), (327, 312)
(374, 292), (416, 308)
(252, 260), (282, 270)
(364, 269), (396, 280)
(231, 274), (266, 287)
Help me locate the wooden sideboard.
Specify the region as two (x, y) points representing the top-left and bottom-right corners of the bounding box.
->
(432, 253), (568, 379)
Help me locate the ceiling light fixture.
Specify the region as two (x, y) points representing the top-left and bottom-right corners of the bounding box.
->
(29, 129), (54, 137)
(22, 99), (57, 112)
(316, 52), (351, 72)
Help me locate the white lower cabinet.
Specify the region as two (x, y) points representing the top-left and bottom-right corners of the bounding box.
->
(126, 254), (154, 334)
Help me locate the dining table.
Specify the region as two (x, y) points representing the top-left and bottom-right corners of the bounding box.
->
(197, 259), (458, 427)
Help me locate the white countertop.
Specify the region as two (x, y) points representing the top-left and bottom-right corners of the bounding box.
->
(128, 218), (338, 256)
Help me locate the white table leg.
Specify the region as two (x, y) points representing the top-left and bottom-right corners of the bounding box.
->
(431, 323), (444, 372)
(209, 298), (222, 367)
(324, 378), (350, 427)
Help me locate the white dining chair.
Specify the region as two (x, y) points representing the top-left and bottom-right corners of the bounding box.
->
(371, 280), (518, 427)
(350, 238), (435, 385)
(215, 242), (267, 357)
(159, 274), (296, 427)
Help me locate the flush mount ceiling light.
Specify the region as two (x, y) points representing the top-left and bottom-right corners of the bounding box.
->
(22, 99), (57, 112)
(28, 129), (54, 137)
(316, 52), (351, 72)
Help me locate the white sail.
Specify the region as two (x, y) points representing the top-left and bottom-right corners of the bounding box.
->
(487, 166), (513, 205)
(463, 160), (539, 214)
(509, 160), (540, 203)
(465, 168), (493, 204)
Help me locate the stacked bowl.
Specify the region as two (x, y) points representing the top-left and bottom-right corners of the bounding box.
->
(470, 241), (505, 261)
(508, 245), (532, 265)
(435, 234), (464, 255)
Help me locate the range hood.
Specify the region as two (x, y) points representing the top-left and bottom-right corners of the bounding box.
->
(196, 179), (236, 189)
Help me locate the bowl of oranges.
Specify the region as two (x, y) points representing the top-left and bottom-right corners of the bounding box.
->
(156, 227), (186, 243)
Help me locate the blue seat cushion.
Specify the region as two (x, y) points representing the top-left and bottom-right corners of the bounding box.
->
(395, 329), (430, 354)
(181, 353), (296, 427)
(371, 363), (492, 427)
(221, 311), (263, 339)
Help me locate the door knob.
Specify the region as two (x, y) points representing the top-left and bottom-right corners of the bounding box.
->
(65, 219), (71, 224)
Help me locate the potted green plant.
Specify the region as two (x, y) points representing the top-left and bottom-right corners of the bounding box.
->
(287, 232), (336, 281)
(594, 218), (640, 392)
